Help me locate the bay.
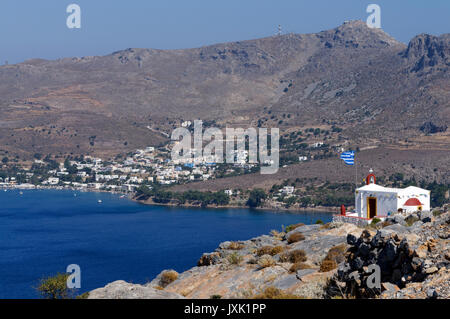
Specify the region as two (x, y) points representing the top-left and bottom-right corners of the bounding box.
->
(0, 189), (333, 298)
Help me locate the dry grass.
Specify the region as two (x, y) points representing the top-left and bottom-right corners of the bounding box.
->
(319, 260), (338, 272)
(319, 243), (347, 272)
(160, 270), (179, 287)
(320, 222), (333, 230)
(280, 249), (307, 263)
(257, 255), (276, 268)
(289, 262), (313, 273)
(270, 229), (285, 239)
(228, 241), (245, 250)
(252, 287), (302, 299)
(287, 232), (305, 244)
(325, 244), (347, 263)
(227, 252), (243, 265)
(256, 245), (285, 257)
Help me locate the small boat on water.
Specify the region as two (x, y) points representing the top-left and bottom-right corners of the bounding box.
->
(98, 200), (102, 203)
(19, 191), (23, 195)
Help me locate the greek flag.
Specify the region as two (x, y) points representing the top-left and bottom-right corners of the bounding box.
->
(340, 151), (355, 165)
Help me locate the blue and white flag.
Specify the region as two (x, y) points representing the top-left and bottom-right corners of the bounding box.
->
(340, 151), (355, 165)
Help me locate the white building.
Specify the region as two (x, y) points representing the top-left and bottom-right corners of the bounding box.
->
(355, 174), (430, 219)
(281, 186), (295, 195)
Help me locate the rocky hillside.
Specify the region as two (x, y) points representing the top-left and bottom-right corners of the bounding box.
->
(0, 21), (448, 161)
(89, 208), (449, 299)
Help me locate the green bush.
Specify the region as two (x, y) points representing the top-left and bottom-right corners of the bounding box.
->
(37, 273), (72, 299)
(370, 218), (381, 225)
(247, 189), (267, 207)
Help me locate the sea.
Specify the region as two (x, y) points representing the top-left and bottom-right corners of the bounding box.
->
(0, 189), (333, 298)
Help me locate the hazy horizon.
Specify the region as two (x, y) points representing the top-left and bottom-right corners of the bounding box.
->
(0, 0), (449, 65)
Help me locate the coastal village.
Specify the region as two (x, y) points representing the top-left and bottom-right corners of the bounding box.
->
(0, 145), (251, 193)
(1, 141), (448, 215)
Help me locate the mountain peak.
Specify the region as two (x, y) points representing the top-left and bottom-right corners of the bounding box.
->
(402, 33), (450, 72)
(316, 20), (401, 49)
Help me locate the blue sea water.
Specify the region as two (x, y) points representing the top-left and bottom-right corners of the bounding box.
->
(0, 189), (333, 299)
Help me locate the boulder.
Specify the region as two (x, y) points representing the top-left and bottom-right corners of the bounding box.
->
(393, 215), (406, 226)
(347, 233), (358, 245)
(88, 280), (185, 299)
(198, 252), (221, 266)
(419, 210), (433, 221)
(381, 282), (399, 292)
(296, 268), (318, 280)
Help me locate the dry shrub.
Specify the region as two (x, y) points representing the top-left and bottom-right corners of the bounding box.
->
(256, 246), (273, 256)
(287, 232), (305, 244)
(381, 220), (394, 228)
(319, 259), (337, 272)
(256, 245), (285, 257)
(160, 270), (179, 287)
(318, 243), (347, 273)
(280, 249), (307, 263)
(257, 255), (276, 268)
(227, 252), (243, 265)
(289, 262), (313, 273)
(325, 244), (347, 264)
(271, 245), (285, 255)
(320, 222), (332, 230)
(270, 230), (285, 239)
(228, 241), (245, 250)
(285, 223), (305, 233)
(252, 287), (302, 299)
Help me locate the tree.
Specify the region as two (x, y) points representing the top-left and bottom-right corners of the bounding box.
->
(1, 157), (8, 164)
(37, 273), (72, 299)
(247, 189), (267, 208)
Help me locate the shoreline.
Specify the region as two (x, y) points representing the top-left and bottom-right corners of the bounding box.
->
(1, 185), (341, 214)
(135, 197), (341, 214)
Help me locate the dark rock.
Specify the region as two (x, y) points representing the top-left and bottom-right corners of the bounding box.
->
(358, 243), (371, 258)
(197, 252), (221, 266)
(422, 217), (432, 223)
(347, 233), (358, 245)
(391, 269), (402, 283)
(426, 288), (438, 299)
(351, 257), (364, 270)
(411, 257), (423, 271)
(419, 210), (432, 220)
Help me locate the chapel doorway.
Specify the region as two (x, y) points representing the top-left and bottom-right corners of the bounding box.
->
(367, 197), (377, 219)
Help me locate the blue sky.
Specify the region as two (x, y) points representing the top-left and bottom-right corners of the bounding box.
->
(0, 0), (448, 64)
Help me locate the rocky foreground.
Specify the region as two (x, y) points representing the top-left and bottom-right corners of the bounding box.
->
(89, 209), (449, 299)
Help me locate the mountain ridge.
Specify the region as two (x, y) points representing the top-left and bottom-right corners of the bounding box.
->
(0, 21), (448, 170)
